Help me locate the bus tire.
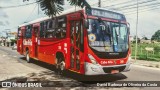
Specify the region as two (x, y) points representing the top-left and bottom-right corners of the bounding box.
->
(56, 56), (65, 75)
(26, 51), (31, 63)
(55, 58), (59, 72)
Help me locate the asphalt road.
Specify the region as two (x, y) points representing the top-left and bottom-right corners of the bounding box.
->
(0, 46), (160, 90)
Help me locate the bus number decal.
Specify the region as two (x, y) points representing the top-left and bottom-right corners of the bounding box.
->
(64, 48), (67, 54)
(100, 60), (114, 65)
(64, 43), (67, 47)
(38, 40), (40, 45)
(23, 40), (32, 46)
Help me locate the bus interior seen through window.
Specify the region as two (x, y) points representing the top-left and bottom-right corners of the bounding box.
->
(87, 19), (129, 52)
(39, 17), (66, 39)
(25, 25), (32, 38)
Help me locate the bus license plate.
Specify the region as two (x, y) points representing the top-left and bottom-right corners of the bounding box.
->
(111, 70), (119, 74)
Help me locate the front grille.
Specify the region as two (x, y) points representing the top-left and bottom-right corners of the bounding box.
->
(90, 47), (128, 59)
(102, 66), (126, 73)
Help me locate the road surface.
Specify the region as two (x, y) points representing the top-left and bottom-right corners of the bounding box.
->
(0, 46), (160, 90)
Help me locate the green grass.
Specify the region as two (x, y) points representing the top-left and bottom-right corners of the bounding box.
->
(131, 43), (160, 61)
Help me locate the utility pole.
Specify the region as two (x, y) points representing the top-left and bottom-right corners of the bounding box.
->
(2, 29), (11, 47)
(23, 0), (40, 17)
(98, 0), (101, 7)
(135, 0), (139, 61)
(37, 0), (40, 16)
(23, 0), (29, 2)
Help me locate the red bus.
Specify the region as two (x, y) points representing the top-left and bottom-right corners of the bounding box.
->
(17, 7), (131, 75)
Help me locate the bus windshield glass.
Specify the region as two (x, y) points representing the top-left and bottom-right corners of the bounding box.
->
(87, 19), (129, 52)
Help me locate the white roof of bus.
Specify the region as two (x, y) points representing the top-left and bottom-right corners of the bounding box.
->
(18, 7), (123, 27)
(18, 7), (83, 27)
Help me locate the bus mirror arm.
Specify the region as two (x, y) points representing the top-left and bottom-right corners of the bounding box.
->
(127, 23), (130, 35)
(127, 27), (130, 35)
(78, 12), (89, 29)
(84, 19), (89, 29)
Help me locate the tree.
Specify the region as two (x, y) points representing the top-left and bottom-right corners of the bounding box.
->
(133, 35), (140, 43)
(151, 30), (160, 42)
(142, 35), (148, 40)
(25, 0), (90, 17)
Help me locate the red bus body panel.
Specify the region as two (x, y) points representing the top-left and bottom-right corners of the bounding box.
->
(17, 9), (131, 75)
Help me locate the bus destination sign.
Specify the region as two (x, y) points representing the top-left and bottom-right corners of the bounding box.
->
(86, 8), (125, 20)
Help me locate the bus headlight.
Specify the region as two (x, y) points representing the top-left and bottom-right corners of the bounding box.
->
(127, 55), (131, 64)
(88, 54), (98, 65)
(123, 55), (131, 71)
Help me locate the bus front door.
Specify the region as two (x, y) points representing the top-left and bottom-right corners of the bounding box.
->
(70, 20), (84, 73)
(33, 27), (39, 58)
(17, 28), (24, 55)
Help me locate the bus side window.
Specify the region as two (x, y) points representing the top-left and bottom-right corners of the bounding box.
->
(55, 16), (66, 39)
(75, 21), (84, 52)
(55, 29), (61, 38)
(76, 22), (80, 48)
(18, 28), (21, 39)
(48, 20), (53, 29)
(44, 21), (48, 38)
(45, 19), (56, 38)
(55, 28), (66, 39)
(40, 22), (45, 38)
(56, 28), (66, 39)
(70, 22), (74, 44)
(25, 25), (32, 38)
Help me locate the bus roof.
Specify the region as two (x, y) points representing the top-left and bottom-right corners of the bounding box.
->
(18, 7), (84, 27)
(18, 7), (125, 27)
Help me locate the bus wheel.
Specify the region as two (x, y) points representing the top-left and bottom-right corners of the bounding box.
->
(60, 60), (65, 72)
(55, 58), (59, 71)
(56, 57), (65, 75)
(26, 51), (31, 63)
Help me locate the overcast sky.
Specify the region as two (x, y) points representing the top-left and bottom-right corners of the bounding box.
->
(0, 0), (160, 39)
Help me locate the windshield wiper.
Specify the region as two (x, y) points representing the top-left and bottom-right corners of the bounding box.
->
(98, 18), (112, 45)
(98, 18), (112, 51)
(98, 18), (111, 35)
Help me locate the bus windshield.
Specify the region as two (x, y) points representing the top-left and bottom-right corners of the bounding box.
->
(87, 19), (129, 52)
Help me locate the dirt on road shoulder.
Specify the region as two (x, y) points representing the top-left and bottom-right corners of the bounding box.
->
(0, 50), (40, 81)
(131, 59), (160, 69)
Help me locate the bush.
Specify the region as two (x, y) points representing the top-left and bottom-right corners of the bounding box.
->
(154, 46), (160, 53)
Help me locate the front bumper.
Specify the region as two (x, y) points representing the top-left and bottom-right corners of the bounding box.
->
(85, 62), (131, 75)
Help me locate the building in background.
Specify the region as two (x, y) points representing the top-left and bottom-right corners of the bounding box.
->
(0, 32), (17, 47)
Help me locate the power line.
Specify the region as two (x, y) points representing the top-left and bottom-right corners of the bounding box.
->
(103, 0), (135, 8)
(91, 0), (159, 14)
(125, 7), (160, 15)
(0, 1), (37, 9)
(98, 0), (160, 15)
(107, 0), (158, 9)
(103, 0), (158, 11)
(126, 6), (160, 15)
(121, 3), (160, 14)
(25, 4), (38, 22)
(97, 0), (150, 8)
(120, 1), (160, 14)
(91, 0), (115, 6)
(120, 2), (160, 11)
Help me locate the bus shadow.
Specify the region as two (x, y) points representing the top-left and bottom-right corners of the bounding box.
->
(19, 57), (127, 84)
(64, 72), (127, 84)
(19, 57), (57, 71)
